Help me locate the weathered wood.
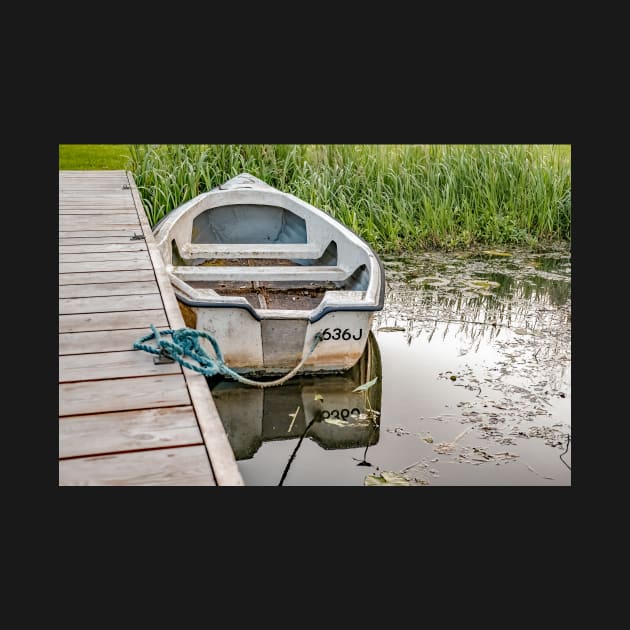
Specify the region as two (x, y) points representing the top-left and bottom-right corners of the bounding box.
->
(60, 350), (181, 382)
(57, 171), (241, 486)
(60, 230), (140, 239)
(58, 446), (215, 486)
(59, 270), (156, 285)
(182, 242), (324, 259)
(59, 293), (163, 314)
(171, 264), (348, 282)
(59, 281), (158, 299)
(60, 237), (145, 246)
(59, 214), (139, 224)
(58, 193), (132, 200)
(59, 407), (203, 458)
(60, 250), (151, 263)
(60, 260), (153, 273)
(59, 328), (160, 354)
(128, 173), (245, 486)
(59, 223), (141, 233)
(59, 374), (191, 416)
(59, 207), (137, 214)
(59, 309), (167, 333)
(59, 243), (148, 254)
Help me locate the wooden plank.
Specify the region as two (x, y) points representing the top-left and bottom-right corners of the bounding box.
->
(59, 293), (163, 314)
(60, 260), (153, 273)
(59, 216), (140, 230)
(183, 242), (323, 259)
(59, 223), (141, 233)
(59, 407), (203, 458)
(171, 264), (348, 282)
(59, 281), (158, 299)
(59, 213), (139, 223)
(60, 230), (140, 239)
(128, 173), (245, 486)
(59, 328), (162, 354)
(59, 207), (137, 214)
(60, 195), (135, 200)
(60, 170), (128, 175)
(60, 173), (128, 177)
(60, 237), (146, 246)
(59, 374), (190, 416)
(59, 270), (155, 285)
(59, 191), (133, 197)
(58, 446), (215, 486)
(59, 309), (167, 333)
(60, 250), (151, 263)
(60, 350), (181, 382)
(59, 243), (147, 253)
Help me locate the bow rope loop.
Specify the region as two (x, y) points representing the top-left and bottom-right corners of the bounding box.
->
(133, 326), (323, 388)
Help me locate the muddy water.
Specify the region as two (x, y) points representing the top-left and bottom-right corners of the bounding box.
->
(210, 244), (571, 485)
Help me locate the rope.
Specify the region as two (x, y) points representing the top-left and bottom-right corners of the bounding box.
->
(133, 324), (323, 389)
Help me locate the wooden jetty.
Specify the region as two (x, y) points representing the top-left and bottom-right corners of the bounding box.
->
(59, 170), (244, 486)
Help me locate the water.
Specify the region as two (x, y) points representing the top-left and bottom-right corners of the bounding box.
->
(210, 244), (571, 485)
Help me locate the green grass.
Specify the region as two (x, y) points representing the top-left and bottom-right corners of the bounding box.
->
(126, 144), (570, 254)
(59, 144), (132, 170)
(58, 144), (571, 254)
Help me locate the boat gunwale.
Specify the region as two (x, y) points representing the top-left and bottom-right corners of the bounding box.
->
(153, 174), (385, 324)
(170, 249), (386, 324)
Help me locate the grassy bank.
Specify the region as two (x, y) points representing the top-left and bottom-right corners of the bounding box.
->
(59, 144), (132, 170)
(62, 144), (571, 253)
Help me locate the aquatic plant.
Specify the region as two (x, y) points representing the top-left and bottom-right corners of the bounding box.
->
(127, 144), (571, 254)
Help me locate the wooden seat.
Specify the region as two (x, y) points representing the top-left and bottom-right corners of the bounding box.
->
(169, 265), (349, 283)
(179, 242), (324, 260)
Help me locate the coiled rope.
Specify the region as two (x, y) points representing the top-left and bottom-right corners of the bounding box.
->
(134, 324), (322, 388)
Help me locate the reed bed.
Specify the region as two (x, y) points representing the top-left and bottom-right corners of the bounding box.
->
(127, 144), (570, 254)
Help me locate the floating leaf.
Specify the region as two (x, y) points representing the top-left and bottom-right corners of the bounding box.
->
(422, 435), (434, 443)
(470, 280), (501, 289)
(313, 394), (324, 402)
(481, 250), (512, 257)
(450, 375), (457, 381)
(434, 442), (456, 454)
(353, 377), (378, 392)
(364, 471), (411, 486)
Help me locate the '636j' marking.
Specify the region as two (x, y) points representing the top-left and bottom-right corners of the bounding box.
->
(318, 327), (363, 341)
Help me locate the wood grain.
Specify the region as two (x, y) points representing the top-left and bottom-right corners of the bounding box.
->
(59, 328), (162, 354)
(59, 309), (167, 333)
(59, 374), (191, 416)
(59, 293), (163, 314)
(59, 446), (215, 486)
(59, 281), (158, 299)
(59, 270), (156, 285)
(59, 407), (202, 458)
(59, 350), (181, 382)
(60, 260), (153, 273)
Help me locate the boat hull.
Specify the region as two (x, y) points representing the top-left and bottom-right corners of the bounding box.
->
(180, 300), (375, 375)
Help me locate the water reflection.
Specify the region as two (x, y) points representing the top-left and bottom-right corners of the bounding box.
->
(210, 332), (382, 462)
(211, 246), (570, 485)
(378, 248), (571, 368)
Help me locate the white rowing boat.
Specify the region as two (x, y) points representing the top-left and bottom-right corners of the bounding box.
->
(153, 173), (384, 375)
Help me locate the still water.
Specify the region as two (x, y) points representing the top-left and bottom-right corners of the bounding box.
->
(210, 244), (571, 486)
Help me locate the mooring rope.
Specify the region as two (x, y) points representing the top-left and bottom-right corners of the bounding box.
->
(134, 324), (322, 389)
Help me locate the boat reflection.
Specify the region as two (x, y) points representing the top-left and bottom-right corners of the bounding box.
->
(210, 332), (382, 461)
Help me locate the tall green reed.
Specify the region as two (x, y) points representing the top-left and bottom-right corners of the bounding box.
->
(128, 144), (570, 254)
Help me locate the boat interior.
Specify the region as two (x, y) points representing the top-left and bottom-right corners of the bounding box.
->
(166, 202), (371, 311)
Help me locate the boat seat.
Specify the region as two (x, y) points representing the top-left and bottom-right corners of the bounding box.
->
(169, 265), (350, 282)
(179, 242), (325, 260)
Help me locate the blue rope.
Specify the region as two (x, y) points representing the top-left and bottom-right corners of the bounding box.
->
(134, 324), (322, 388)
